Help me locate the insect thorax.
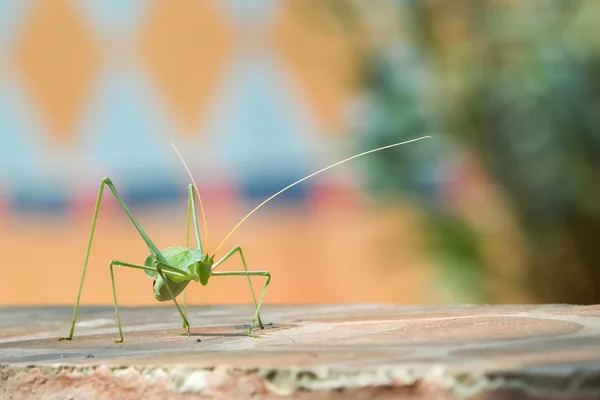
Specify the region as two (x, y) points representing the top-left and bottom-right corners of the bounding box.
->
(144, 246), (214, 286)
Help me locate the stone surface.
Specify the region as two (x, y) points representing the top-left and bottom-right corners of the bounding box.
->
(0, 304), (599, 399)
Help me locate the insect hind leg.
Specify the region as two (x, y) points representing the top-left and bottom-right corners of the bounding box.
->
(60, 177), (168, 342)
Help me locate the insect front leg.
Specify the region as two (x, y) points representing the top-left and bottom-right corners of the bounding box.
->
(212, 246), (264, 329)
(180, 184), (203, 328)
(211, 270), (271, 337)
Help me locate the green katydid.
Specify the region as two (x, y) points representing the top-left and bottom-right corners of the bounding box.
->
(59, 135), (431, 343)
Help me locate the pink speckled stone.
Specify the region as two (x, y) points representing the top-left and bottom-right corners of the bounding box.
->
(0, 304), (599, 399)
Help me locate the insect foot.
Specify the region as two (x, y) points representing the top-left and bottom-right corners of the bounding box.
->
(57, 337), (71, 341)
(248, 321), (261, 338)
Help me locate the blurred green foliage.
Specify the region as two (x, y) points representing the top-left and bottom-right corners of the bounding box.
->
(353, 0), (600, 303)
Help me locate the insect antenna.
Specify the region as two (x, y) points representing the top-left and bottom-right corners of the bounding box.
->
(168, 138), (210, 254)
(212, 135), (431, 256)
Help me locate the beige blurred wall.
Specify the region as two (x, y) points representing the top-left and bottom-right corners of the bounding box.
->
(0, 204), (434, 305)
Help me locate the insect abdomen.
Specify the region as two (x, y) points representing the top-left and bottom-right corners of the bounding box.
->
(153, 276), (190, 301)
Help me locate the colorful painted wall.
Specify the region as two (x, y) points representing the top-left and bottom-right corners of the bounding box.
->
(0, 0), (436, 306)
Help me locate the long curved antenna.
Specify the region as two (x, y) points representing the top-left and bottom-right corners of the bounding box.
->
(168, 138), (209, 254)
(212, 135), (431, 256)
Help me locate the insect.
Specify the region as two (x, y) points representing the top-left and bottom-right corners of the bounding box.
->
(59, 135), (431, 343)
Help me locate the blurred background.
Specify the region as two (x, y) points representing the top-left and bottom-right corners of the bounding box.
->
(0, 0), (599, 307)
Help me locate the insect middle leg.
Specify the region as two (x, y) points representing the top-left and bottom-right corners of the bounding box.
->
(107, 260), (190, 343)
(211, 270), (271, 337)
(212, 246), (264, 329)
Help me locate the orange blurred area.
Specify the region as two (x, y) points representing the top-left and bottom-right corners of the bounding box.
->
(0, 203), (434, 306)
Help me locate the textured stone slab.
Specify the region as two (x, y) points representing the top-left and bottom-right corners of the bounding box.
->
(0, 304), (599, 399)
